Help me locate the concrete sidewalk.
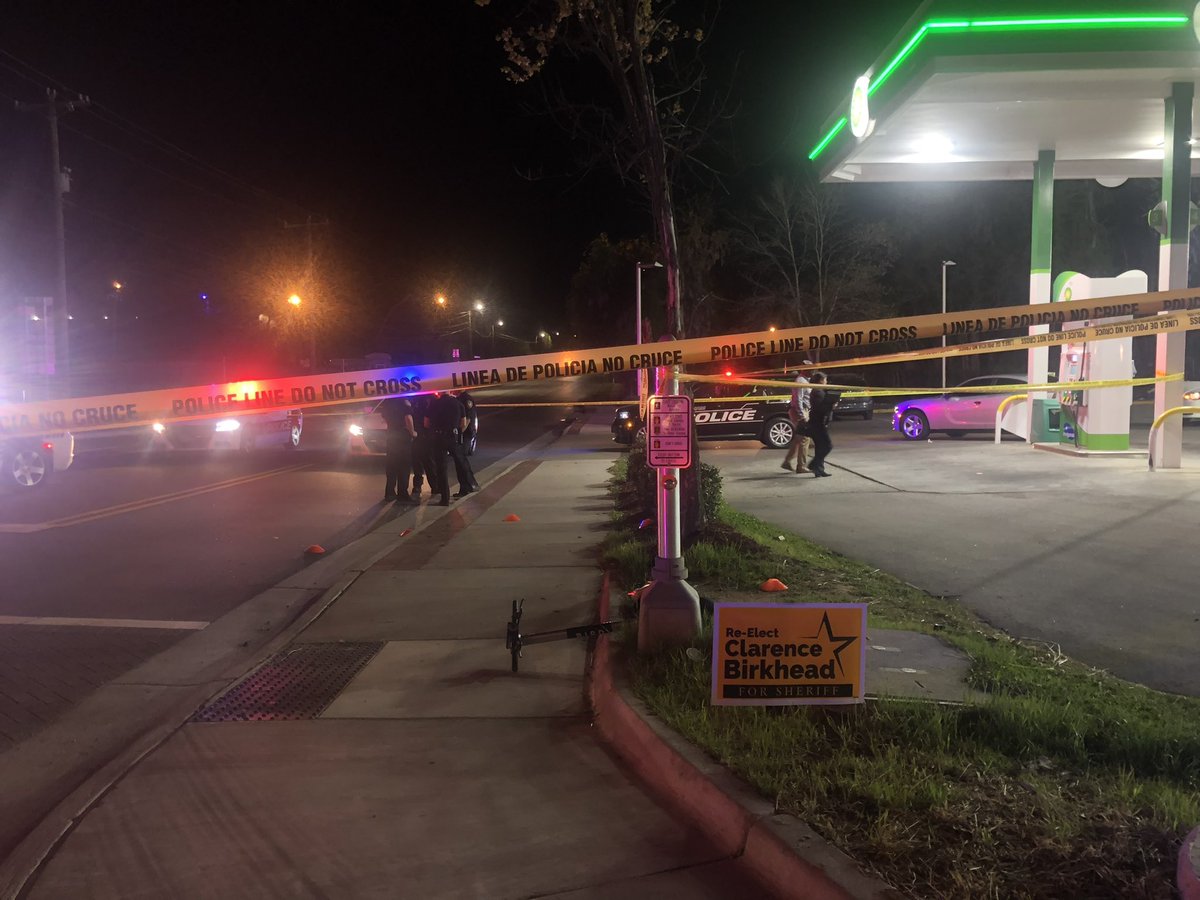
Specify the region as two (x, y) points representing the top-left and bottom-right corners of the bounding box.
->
(23, 418), (765, 899)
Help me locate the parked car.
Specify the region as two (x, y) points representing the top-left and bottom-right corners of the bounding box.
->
(611, 385), (796, 449)
(1182, 382), (1200, 421)
(831, 373), (873, 420)
(151, 409), (303, 452)
(892, 375), (1027, 440)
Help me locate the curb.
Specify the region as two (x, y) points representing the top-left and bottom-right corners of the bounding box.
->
(1181, 826), (1200, 900)
(587, 583), (901, 900)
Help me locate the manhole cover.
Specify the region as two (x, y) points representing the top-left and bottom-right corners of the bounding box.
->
(192, 642), (385, 722)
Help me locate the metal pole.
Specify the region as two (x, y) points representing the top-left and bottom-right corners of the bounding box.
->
(635, 264), (644, 410)
(654, 365), (683, 571)
(48, 94), (70, 389)
(638, 359), (700, 652)
(941, 263), (947, 391)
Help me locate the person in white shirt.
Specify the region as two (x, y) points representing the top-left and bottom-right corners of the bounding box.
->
(782, 361), (814, 473)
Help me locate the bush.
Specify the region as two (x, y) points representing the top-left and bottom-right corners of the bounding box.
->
(624, 434), (722, 523)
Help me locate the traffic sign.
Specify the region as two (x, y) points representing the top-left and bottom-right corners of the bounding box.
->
(646, 394), (691, 468)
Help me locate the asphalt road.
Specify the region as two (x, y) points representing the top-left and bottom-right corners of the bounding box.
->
(0, 380), (621, 753)
(710, 414), (1200, 697)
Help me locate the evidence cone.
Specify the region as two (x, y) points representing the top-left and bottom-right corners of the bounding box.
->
(305, 544), (326, 556)
(503, 514), (521, 522)
(399, 528), (413, 537)
(759, 577), (788, 592)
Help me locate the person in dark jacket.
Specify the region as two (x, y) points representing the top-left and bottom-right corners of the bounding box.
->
(379, 396), (417, 502)
(426, 392), (475, 505)
(806, 372), (839, 478)
(410, 395), (438, 499)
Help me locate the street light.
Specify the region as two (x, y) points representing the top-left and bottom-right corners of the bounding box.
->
(287, 294), (316, 369)
(435, 294), (447, 308)
(491, 319), (504, 355)
(941, 260), (956, 391)
(466, 300), (485, 358)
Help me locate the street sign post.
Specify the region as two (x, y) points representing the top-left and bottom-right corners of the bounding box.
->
(646, 394), (692, 469)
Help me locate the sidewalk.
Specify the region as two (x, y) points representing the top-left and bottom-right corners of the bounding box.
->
(22, 418), (765, 899)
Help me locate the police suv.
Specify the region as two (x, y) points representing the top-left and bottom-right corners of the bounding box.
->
(612, 386), (795, 449)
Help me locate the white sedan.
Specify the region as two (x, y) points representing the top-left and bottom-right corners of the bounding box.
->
(892, 375), (1028, 440)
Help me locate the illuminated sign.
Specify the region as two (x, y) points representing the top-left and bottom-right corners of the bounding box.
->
(849, 75), (874, 138)
(646, 394), (692, 468)
(712, 603), (867, 706)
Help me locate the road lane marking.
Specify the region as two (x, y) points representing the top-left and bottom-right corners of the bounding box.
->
(0, 463), (309, 533)
(0, 615), (209, 630)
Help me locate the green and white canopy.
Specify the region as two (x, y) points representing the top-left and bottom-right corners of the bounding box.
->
(809, 2), (1200, 183)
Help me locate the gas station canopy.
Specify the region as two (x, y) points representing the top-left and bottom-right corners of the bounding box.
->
(808, 2), (1200, 182)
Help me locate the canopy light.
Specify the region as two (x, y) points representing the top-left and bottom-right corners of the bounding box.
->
(809, 12), (1191, 160)
(911, 134), (956, 161)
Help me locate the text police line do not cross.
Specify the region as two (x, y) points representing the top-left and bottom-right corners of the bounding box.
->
(5, 287), (1200, 438)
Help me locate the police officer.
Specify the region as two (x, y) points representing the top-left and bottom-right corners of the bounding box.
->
(380, 396), (416, 502)
(410, 395), (438, 499)
(806, 372), (839, 478)
(426, 392), (474, 505)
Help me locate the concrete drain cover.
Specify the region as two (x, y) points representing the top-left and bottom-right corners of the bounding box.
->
(193, 642), (385, 722)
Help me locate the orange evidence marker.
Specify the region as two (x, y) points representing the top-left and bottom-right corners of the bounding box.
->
(503, 514), (521, 522)
(759, 578), (788, 592)
(304, 545), (326, 556)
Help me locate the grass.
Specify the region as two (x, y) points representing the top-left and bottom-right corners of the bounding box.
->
(603, 459), (1200, 899)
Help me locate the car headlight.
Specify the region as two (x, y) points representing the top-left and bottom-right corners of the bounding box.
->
(617, 410), (630, 419)
(349, 423), (364, 436)
(214, 419), (241, 433)
(1183, 390), (1200, 402)
(152, 422), (165, 434)
(624, 420), (634, 429)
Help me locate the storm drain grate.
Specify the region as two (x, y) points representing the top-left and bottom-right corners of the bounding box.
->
(192, 642), (385, 722)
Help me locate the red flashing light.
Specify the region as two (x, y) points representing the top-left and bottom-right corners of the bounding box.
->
(724, 370), (733, 377)
(42, 442), (53, 450)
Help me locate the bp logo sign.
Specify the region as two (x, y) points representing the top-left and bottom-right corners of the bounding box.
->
(849, 75), (874, 139)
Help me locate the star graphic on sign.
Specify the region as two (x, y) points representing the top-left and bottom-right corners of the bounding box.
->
(806, 611), (859, 677)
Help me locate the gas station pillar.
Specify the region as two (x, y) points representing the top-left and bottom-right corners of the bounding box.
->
(1027, 149), (1055, 442)
(1152, 82), (1193, 470)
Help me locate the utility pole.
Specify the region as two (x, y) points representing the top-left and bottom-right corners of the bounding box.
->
(16, 89), (90, 391)
(283, 215), (329, 371)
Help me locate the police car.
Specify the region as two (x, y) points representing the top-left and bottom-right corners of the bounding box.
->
(612, 386), (796, 449)
(149, 409), (303, 452)
(1, 433), (74, 489)
(347, 396), (478, 456)
(0, 388), (76, 489)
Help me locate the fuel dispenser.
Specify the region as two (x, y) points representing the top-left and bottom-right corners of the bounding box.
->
(1052, 271), (1142, 452)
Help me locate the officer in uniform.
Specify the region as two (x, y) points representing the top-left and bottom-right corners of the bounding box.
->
(379, 396), (416, 502)
(410, 395), (437, 499)
(426, 392), (475, 505)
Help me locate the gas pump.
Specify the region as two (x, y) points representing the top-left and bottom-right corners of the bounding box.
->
(1057, 342), (1086, 446)
(1051, 271), (1142, 453)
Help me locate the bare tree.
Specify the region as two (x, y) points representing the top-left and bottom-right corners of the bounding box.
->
(478, 0), (727, 339)
(736, 176), (894, 329)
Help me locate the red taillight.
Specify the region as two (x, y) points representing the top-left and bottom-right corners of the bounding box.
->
(42, 442), (53, 450)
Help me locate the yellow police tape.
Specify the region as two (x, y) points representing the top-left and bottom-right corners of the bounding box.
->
(678, 372), (1181, 399)
(4, 286), (1200, 437)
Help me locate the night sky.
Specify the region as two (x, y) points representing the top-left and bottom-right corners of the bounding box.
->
(2, 1), (1177, 384)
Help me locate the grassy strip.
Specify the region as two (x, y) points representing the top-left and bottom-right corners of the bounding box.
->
(604, 460), (1200, 899)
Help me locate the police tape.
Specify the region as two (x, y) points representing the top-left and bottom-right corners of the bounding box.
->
(5, 286), (1200, 438)
(679, 372), (1181, 399)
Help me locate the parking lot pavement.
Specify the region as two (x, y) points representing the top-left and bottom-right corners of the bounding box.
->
(710, 418), (1200, 697)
